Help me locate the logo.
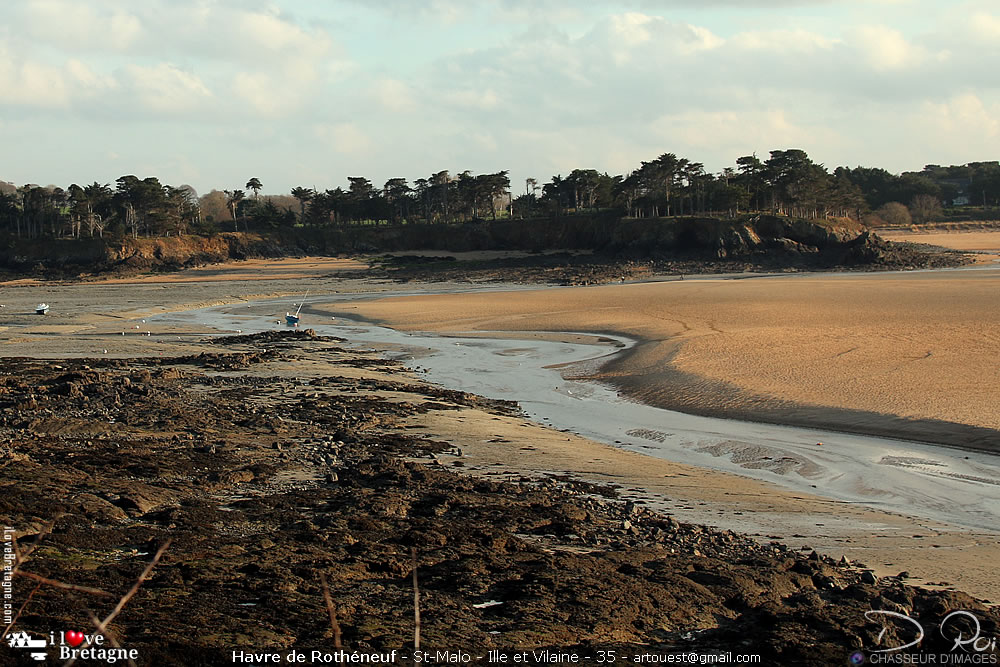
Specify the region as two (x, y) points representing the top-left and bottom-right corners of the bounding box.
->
(5, 629), (141, 663)
(865, 610), (925, 653)
(5, 630), (48, 661)
(854, 610), (1000, 664)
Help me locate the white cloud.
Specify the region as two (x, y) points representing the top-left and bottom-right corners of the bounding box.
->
(372, 78), (417, 112)
(444, 89), (500, 110)
(585, 13), (723, 64)
(66, 59), (117, 94)
(851, 25), (926, 71)
(0, 48), (70, 107)
(0, 0), (348, 121)
(731, 29), (839, 52)
(651, 109), (840, 158)
(19, 1), (143, 52)
(314, 123), (372, 155)
(108, 10), (144, 51)
(971, 12), (1000, 41)
(122, 64), (213, 113)
(3, 0), (1000, 194)
(921, 94), (1000, 140)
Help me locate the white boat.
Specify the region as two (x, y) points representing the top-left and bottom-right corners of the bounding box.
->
(35, 303), (49, 314)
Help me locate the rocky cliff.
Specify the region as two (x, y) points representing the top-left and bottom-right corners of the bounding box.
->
(0, 214), (964, 278)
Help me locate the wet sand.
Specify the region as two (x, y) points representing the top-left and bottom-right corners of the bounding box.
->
(879, 228), (1000, 252)
(345, 268), (1000, 444)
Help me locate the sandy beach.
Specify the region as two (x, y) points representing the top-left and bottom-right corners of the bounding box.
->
(879, 228), (1000, 252)
(3, 258), (1000, 603)
(344, 268), (1000, 445)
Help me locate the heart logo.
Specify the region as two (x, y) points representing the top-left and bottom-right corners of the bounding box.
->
(66, 631), (85, 647)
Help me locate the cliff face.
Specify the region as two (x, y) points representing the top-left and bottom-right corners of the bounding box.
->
(102, 234), (284, 269)
(603, 215), (865, 259)
(0, 214), (953, 278)
(295, 214), (869, 259)
(0, 233), (286, 276)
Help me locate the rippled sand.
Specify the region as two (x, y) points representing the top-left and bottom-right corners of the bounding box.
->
(346, 268), (1000, 444)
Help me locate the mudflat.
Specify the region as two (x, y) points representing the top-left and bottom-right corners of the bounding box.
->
(346, 268), (1000, 446)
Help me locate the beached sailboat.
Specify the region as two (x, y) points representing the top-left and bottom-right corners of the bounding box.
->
(285, 291), (307, 326)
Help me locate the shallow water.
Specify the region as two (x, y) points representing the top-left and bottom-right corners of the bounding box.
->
(156, 293), (1000, 533)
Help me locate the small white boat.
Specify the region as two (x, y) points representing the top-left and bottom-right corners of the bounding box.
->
(35, 303), (49, 314)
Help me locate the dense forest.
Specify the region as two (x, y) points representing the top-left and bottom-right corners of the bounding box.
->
(2, 150), (998, 241)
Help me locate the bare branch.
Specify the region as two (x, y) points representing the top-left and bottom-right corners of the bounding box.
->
(319, 572), (343, 649)
(15, 571), (113, 597)
(87, 611), (138, 667)
(63, 539), (171, 667)
(411, 547), (421, 651)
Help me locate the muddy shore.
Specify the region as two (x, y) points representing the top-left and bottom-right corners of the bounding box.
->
(4, 330), (998, 666)
(2, 245), (999, 664)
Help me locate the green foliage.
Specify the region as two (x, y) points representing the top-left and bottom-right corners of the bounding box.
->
(3, 151), (995, 240)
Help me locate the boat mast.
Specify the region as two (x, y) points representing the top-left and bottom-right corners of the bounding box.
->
(294, 291), (308, 318)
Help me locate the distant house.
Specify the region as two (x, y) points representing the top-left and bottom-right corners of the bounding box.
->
(939, 177), (972, 206)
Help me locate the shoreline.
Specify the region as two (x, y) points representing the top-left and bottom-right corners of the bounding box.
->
(579, 338), (1000, 455)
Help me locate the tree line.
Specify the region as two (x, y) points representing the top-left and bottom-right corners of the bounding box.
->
(2, 150), (997, 240)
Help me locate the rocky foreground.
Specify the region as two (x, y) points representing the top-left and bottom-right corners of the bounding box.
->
(1, 331), (997, 665)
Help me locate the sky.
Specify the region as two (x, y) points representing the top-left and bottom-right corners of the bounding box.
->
(2, 0), (999, 197)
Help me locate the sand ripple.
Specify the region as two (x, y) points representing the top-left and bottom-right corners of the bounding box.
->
(695, 440), (824, 478)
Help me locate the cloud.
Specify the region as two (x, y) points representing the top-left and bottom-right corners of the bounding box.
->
(921, 94), (1000, 140)
(583, 12), (723, 63)
(851, 25), (925, 70)
(372, 78), (418, 112)
(444, 89), (501, 111)
(731, 29), (839, 52)
(122, 63), (213, 113)
(231, 72), (293, 116)
(314, 123), (372, 155)
(17, 1), (143, 52)
(0, 48), (70, 108)
(971, 12), (1000, 41)
(0, 0), (349, 121)
(3, 0), (999, 195)
(650, 109), (841, 159)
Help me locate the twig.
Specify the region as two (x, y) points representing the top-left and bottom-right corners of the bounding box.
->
(319, 572), (343, 649)
(411, 547), (420, 651)
(14, 571), (113, 597)
(63, 539), (171, 667)
(1, 582), (42, 637)
(87, 611), (137, 667)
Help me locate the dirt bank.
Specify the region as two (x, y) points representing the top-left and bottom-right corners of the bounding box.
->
(0, 214), (973, 283)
